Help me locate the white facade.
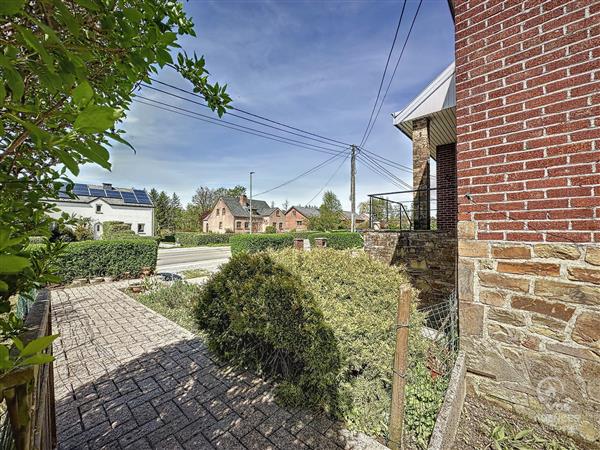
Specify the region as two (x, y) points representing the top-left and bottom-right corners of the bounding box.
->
(48, 198), (154, 239)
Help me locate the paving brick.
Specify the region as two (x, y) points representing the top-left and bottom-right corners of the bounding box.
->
(52, 283), (373, 450)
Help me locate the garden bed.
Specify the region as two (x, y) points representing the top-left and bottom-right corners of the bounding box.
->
(454, 395), (583, 449)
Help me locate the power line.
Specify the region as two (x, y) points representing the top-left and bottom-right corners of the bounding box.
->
(305, 152), (351, 205)
(359, 156), (406, 190)
(145, 78), (352, 147)
(140, 84), (347, 151)
(359, 0), (407, 148)
(359, 152), (412, 188)
(357, 154), (411, 190)
(360, 146), (436, 179)
(133, 96), (345, 156)
(362, 0), (423, 147)
(254, 151), (350, 197)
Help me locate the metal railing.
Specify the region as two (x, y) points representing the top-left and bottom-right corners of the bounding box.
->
(367, 186), (456, 231)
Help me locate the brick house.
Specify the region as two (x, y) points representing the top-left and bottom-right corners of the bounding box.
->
(284, 206), (321, 231)
(284, 206), (368, 231)
(203, 195), (285, 233)
(365, 0), (600, 444)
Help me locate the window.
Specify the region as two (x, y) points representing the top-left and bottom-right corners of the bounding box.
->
(95, 223), (101, 232)
(222, 208), (226, 215)
(244, 222), (249, 229)
(95, 204), (102, 213)
(216, 208), (220, 216)
(278, 222), (283, 230)
(276, 210), (280, 216)
(137, 223), (145, 234)
(219, 221), (223, 229)
(205, 223), (209, 232)
(296, 220), (302, 226)
(236, 221), (242, 229)
(292, 210), (296, 216)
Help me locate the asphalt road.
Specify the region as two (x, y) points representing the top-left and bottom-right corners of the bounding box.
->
(156, 246), (231, 273)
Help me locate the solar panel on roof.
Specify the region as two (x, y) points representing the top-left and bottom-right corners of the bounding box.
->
(89, 188), (106, 197)
(133, 190), (152, 205)
(121, 192), (138, 203)
(73, 184), (90, 196)
(106, 190), (122, 199)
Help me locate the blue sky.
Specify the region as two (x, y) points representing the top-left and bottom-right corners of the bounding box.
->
(78, 0), (454, 209)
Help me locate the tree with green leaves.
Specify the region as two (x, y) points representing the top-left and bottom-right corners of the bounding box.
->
(170, 192), (183, 231)
(0, 0), (230, 371)
(309, 190), (344, 231)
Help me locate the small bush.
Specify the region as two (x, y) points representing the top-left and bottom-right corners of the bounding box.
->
(196, 252), (341, 410)
(175, 232), (233, 247)
(229, 233), (294, 255)
(264, 225), (276, 233)
(196, 248), (435, 440)
(44, 239), (158, 282)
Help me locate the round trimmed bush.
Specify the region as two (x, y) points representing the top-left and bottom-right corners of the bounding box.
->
(195, 247), (438, 440)
(195, 252), (341, 410)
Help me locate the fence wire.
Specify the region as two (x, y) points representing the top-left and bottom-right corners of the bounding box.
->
(399, 289), (459, 449)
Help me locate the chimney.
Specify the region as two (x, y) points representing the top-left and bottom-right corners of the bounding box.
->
(103, 183), (112, 190)
(239, 194), (248, 206)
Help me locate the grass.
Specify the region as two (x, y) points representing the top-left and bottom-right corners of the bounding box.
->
(125, 281), (202, 333)
(180, 268), (211, 279)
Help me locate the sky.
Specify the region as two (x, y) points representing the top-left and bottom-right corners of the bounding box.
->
(77, 0), (455, 210)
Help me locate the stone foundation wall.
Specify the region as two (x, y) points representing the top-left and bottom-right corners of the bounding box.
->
(364, 231), (457, 308)
(458, 221), (600, 443)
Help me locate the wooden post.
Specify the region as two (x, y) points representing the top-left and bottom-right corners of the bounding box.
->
(389, 287), (411, 450)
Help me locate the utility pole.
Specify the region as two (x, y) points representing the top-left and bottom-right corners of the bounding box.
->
(249, 171), (254, 234)
(350, 145), (357, 232)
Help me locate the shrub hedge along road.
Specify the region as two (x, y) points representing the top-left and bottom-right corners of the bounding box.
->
(195, 248), (445, 444)
(35, 239), (158, 282)
(229, 231), (363, 254)
(175, 232), (233, 247)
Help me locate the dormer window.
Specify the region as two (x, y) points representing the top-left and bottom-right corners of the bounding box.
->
(96, 204), (102, 213)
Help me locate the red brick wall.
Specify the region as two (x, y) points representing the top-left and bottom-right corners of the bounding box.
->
(455, 0), (600, 244)
(436, 143), (458, 231)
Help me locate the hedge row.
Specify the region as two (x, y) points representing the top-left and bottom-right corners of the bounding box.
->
(175, 232), (233, 247)
(229, 232), (362, 254)
(31, 239), (158, 282)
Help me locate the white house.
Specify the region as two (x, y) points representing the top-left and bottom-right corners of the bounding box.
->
(48, 183), (154, 238)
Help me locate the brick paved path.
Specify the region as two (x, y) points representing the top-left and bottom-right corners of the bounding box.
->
(52, 284), (385, 450)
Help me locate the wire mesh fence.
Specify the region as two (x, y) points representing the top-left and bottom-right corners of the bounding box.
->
(399, 289), (459, 449)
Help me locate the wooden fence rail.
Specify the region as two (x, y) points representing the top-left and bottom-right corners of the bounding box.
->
(0, 290), (56, 450)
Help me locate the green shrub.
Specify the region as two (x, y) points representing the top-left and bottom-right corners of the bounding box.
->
(229, 233), (294, 254)
(195, 252), (341, 411)
(196, 248), (437, 440)
(175, 232), (233, 247)
(43, 239), (158, 282)
(296, 231), (363, 249)
(264, 225), (276, 233)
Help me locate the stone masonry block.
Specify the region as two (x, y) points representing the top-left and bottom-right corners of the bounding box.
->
(568, 267), (600, 285)
(459, 240), (489, 258)
(511, 295), (575, 322)
(585, 247), (600, 266)
(572, 312), (600, 350)
(533, 244), (581, 260)
(534, 279), (600, 306)
(478, 272), (529, 293)
(492, 245), (532, 259)
(498, 261), (560, 277)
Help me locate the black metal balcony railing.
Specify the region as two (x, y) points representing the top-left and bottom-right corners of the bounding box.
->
(367, 186), (456, 231)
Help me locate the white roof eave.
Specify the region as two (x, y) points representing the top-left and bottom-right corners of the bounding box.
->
(393, 62), (456, 128)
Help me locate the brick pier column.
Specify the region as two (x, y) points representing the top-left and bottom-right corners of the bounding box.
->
(412, 117), (430, 230)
